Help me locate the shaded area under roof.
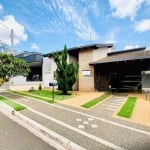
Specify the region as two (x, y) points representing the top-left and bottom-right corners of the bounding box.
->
(44, 43), (113, 57)
(90, 47), (150, 65)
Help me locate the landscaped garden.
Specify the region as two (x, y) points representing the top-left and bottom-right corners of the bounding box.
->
(0, 95), (26, 111)
(117, 97), (137, 118)
(11, 90), (74, 103)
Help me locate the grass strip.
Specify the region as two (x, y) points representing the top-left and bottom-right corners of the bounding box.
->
(117, 97), (137, 118)
(10, 91), (54, 103)
(10, 90), (74, 103)
(25, 90), (73, 101)
(0, 95), (26, 111)
(81, 92), (111, 108)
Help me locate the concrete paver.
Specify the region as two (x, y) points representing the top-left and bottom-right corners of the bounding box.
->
(1, 91), (150, 150)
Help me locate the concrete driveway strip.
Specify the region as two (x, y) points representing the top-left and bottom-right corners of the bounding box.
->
(0, 111), (56, 150)
(1, 91), (150, 150)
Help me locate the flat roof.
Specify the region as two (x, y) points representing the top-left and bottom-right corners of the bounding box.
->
(90, 47), (150, 65)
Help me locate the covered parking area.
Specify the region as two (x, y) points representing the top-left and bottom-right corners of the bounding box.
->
(90, 47), (150, 92)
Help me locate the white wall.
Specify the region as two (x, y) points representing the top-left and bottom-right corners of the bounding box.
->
(9, 75), (42, 91)
(9, 75), (26, 85)
(42, 57), (51, 87)
(43, 56), (57, 87)
(93, 47), (112, 61)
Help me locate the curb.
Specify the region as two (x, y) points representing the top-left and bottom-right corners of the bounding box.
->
(0, 103), (86, 150)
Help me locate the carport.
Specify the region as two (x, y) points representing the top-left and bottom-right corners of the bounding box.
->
(90, 47), (150, 92)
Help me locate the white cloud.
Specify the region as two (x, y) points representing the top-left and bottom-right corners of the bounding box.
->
(0, 4), (3, 12)
(57, 0), (99, 40)
(123, 44), (139, 50)
(109, 0), (149, 20)
(37, 0), (99, 41)
(135, 19), (150, 32)
(31, 43), (40, 51)
(0, 15), (28, 46)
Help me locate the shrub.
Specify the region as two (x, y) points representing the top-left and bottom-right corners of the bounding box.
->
(39, 84), (42, 90)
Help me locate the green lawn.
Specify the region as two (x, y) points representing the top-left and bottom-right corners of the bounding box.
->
(81, 92), (111, 108)
(117, 97), (137, 118)
(26, 90), (73, 101)
(0, 95), (26, 111)
(11, 90), (74, 103)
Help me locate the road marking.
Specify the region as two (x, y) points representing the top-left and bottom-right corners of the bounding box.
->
(76, 118), (82, 122)
(83, 121), (89, 124)
(0, 104), (68, 150)
(5, 92), (150, 136)
(88, 118), (94, 121)
(105, 102), (121, 106)
(78, 125), (85, 129)
(28, 107), (125, 150)
(91, 124), (98, 128)
(52, 105), (150, 136)
(102, 104), (118, 108)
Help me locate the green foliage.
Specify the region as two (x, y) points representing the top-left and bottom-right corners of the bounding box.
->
(117, 97), (137, 118)
(82, 92), (111, 108)
(0, 53), (30, 82)
(53, 45), (78, 95)
(39, 84), (42, 90)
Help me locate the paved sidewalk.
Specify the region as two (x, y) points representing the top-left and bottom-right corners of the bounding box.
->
(1, 91), (150, 150)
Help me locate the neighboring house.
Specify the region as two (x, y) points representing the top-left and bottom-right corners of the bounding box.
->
(9, 51), (43, 91)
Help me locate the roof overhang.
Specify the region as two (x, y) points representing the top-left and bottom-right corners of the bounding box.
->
(44, 43), (113, 57)
(90, 48), (150, 65)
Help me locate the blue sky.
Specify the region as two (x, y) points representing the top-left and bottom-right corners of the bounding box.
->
(0, 0), (150, 54)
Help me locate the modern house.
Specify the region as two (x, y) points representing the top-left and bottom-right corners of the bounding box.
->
(43, 43), (113, 91)
(9, 51), (43, 91)
(8, 43), (150, 92)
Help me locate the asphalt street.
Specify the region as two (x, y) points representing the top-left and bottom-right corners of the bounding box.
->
(1, 91), (150, 150)
(0, 111), (56, 150)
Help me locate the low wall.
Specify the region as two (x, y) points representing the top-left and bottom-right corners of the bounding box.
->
(9, 82), (43, 91)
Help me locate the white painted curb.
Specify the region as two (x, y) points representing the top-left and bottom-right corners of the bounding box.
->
(0, 103), (86, 150)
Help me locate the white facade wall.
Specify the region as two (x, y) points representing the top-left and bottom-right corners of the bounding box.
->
(9, 75), (26, 85)
(9, 75), (42, 91)
(49, 57), (57, 83)
(42, 57), (51, 87)
(93, 47), (112, 61)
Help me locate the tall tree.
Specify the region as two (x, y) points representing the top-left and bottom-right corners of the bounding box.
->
(53, 45), (78, 95)
(0, 53), (30, 84)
